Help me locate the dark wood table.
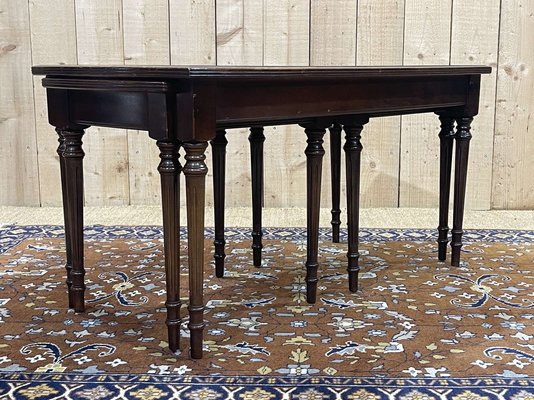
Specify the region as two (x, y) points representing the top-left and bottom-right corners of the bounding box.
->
(32, 65), (491, 359)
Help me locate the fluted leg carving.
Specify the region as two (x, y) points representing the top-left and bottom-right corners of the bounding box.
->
(303, 124), (326, 303)
(57, 130), (74, 308)
(329, 123), (342, 243)
(157, 140), (182, 353)
(437, 115), (455, 261)
(249, 127), (265, 267)
(183, 142), (208, 359)
(451, 117), (473, 267)
(60, 128), (86, 312)
(344, 120), (368, 292)
(211, 130), (227, 278)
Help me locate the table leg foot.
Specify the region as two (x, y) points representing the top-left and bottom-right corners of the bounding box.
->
(437, 115), (455, 262)
(59, 128), (86, 313)
(438, 233), (449, 262)
(183, 141), (208, 359)
(189, 306), (204, 359)
(451, 232), (462, 267)
(329, 123), (342, 243)
(249, 127), (265, 267)
(306, 279), (318, 304)
(167, 325), (179, 353)
(344, 118), (368, 293)
(211, 130), (227, 278)
(157, 140), (182, 352)
(347, 254), (360, 293)
(451, 117), (473, 267)
(303, 123), (327, 304)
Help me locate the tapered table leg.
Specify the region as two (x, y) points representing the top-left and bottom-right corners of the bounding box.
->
(183, 142), (208, 359)
(211, 130), (227, 278)
(344, 119), (368, 292)
(57, 130), (74, 308)
(60, 128), (86, 312)
(303, 124), (327, 303)
(329, 123), (342, 243)
(157, 140), (182, 353)
(437, 115), (455, 261)
(249, 127), (265, 267)
(451, 117), (473, 267)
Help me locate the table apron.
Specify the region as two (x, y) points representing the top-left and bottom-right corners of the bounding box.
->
(215, 76), (470, 125)
(46, 75), (473, 139)
(47, 89), (173, 139)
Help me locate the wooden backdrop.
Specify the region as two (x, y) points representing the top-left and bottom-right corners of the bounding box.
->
(1, 0), (533, 210)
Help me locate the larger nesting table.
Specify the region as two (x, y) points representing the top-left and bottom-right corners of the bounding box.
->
(32, 65), (491, 359)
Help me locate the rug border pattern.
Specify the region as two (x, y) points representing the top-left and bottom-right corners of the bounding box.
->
(1, 224), (533, 255)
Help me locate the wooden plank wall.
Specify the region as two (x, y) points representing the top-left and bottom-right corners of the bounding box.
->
(493, 0), (534, 209)
(2, 0), (533, 209)
(1, 1), (39, 206)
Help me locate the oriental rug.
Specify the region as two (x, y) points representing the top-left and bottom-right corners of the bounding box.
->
(0, 225), (533, 399)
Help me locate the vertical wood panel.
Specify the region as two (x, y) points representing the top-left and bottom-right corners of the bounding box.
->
(123, 0), (170, 205)
(400, 0), (452, 207)
(451, 0), (500, 210)
(169, 0), (215, 65)
(29, 0), (77, 206)
(263, 0), (309, 208)
(217, 0), (263, 66)
(357, 0), (404, 66)
(310, 0), (357, 66)
(123, 0), (170, 65)
(264, 0), (309, 67)
(493, 0), (534, 209)
(216, 0), (263, 208)
(75, 0), (130, 205)
(357, 0), (404, 207)
(0, 0), (39, 205)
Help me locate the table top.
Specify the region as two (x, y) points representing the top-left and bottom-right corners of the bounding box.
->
(32, 65), (491, 80)
(37, 64), (490, 136)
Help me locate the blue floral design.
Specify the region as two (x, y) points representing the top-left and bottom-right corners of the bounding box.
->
(435, 273), (534, 308)
(20, 343), (115, 372)
(87, 271), (163, 306)
(484, 347), (534, 362)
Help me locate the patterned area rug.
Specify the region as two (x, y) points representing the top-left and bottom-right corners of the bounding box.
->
(0, 225), (533, 399)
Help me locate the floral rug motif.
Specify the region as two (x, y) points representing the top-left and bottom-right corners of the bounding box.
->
(0, 225), (533, 399)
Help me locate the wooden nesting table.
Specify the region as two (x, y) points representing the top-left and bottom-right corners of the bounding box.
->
(32, 65), (491, 359)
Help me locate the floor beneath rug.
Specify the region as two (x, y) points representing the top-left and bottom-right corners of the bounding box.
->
(0, 226), (533, 381)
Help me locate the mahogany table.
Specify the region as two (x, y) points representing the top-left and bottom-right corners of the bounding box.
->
(32, 65), (491, 359)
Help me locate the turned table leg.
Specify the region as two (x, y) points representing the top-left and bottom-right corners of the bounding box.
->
(303, 124), (327, 303)
(59, 128), (86, 312)
(211, 130), (227, 278)
(329, 123), (342, 243)
(157, 140), (182, 353)
(437, 115), (455, 261)
(57, 130), (74, 308)
(451, 117), (473, 267)
(249, 127), (265, 267)
(183, 142), (208, 359)
(344, 119), (368, 293)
